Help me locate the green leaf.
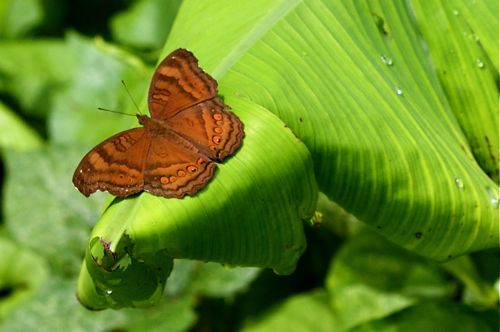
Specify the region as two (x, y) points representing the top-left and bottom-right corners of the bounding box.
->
(110, 0), (182, 50)
(351, 302), (497, 332)
(242, 289), (340, 332)
(0, 38), (77, 118)
(120, 294), (197, 332)
(3, 146), (105, 274)
(58, 0), (497, 309)
(185, 261), (261, 298)
(49, 32), (150, 145)
(326, 230), (455, 329)
(442, 255), (499, 308)
(0, 245), (195, 330)
(77, 236), (173, 309)
(0, 0), (43, 38)
(0, 276), (127, 331)
(77, 98), (317, 308)
(0, 236), (47, 320)
(411, 0), (499, 182)
(0, 101), (42, 150)
(164, 0), (498, 260)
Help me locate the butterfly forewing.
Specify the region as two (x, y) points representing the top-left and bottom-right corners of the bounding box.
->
(72, 128), (149, 197)
(148, 49), (217, 120)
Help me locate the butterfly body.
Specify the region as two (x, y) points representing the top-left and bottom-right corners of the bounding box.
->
(72, 49), (243, 198)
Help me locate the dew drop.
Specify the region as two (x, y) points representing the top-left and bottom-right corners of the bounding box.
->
(486, 187), (499, 208)
(454, 177), (464, 189)
(105, 289), (113, 295)
(395, 87), (403, 96)
(475, 58), (484, 69)
(452, 9), (459, 16)
(380, 54), (393, 66)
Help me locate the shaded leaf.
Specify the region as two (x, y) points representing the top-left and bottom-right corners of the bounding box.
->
(326, 230), (455, 329)
(242, 289), (339, 332)
(351, 302), (497, 332)
(0, 276), (127, 332)
(186, 261), (261, 298)
(111, 0), (182, 50)
(0, 0), (43, 38)
(49, 32), (150, 145)
(0, 101), (42, 150)
(0, 38), (77, 118)
(0, 236), (47, 319)
(3, 146), (105, 275)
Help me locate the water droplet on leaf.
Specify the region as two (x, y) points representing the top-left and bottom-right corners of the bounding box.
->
(486, 187), (499, 208)
(380, 54), (393, 66)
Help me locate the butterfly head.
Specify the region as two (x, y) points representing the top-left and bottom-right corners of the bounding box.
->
(136, 114), (150, 125)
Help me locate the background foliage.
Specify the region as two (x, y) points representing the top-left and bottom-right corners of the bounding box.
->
(0, 0), (498, 331)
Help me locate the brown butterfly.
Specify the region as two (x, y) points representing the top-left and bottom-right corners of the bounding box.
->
(72, 48), (244, 198)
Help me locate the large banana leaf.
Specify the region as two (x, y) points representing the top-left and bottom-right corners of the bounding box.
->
(77, 0), (499, 308)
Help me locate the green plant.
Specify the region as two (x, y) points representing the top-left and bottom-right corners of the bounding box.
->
(0, 0), (497, 331)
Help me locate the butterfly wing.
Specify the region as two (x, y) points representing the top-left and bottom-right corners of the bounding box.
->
(169, 98), (244, 161)
(148, 48), (217, 120)
(74, 49), (242, 199)
(72, 128), (149, 197)
(143, 129), (215, 198)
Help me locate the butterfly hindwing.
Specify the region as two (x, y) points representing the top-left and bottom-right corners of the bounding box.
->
(169, 98), (244, 161)
(143, 129), (215, 198)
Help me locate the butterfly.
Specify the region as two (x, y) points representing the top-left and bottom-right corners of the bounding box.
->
(72, 48), (244, 198)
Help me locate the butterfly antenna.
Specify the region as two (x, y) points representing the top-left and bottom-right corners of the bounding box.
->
(97, 107), (136, 117)
(121, 80), (143, 114)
